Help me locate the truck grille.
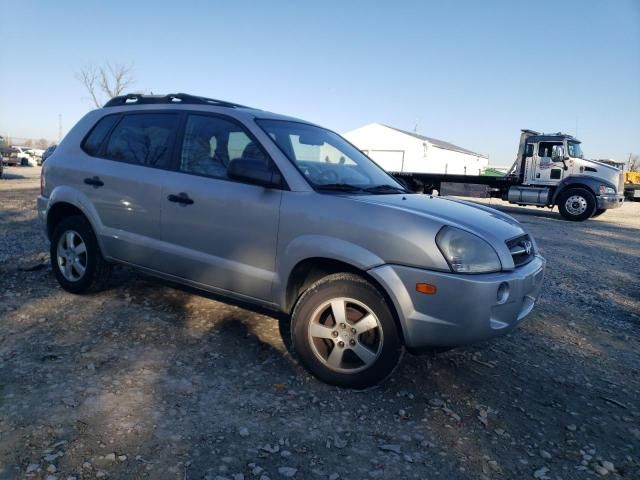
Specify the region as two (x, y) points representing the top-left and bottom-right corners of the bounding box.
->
(506, 234), (535, 267)
(618, 171), (625, 193)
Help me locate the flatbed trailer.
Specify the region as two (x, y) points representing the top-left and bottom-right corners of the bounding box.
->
(391, 172), (519, 193)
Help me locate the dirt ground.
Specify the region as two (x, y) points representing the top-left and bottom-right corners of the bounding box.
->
(1, 166), (639, 480)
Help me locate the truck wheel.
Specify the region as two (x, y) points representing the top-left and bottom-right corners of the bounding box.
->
(51, 215), (112, 294)
(291, 273), (404, 389)
(592, 209), (606, 218)
(557, 188), (597, 221)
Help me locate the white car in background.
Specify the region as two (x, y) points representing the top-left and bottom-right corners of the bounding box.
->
(12, 146), (37, 166)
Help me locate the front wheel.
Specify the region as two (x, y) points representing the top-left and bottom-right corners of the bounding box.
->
(291, 273), (404, 389)
(557, 188), (597, 221)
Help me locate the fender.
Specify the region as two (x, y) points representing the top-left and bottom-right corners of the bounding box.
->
(273, 234), (385, 309)
(551, 174), (616, 204)
(46, 186), (106, 251)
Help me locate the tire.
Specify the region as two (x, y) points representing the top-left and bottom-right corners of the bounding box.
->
(50, 215), (111, 294)
(591, 208), (606, 218)
(557, 188), (597, 221)
(291, 273), (404, 389)
(20, 157), (28, 166)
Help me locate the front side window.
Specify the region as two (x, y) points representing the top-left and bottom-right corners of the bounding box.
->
(104, 113), (178, 167)
(179, 114), (269, 180)
(257, 119), (405, 192)
(537, 142), (562, 159)
(567, 141), (583, 159)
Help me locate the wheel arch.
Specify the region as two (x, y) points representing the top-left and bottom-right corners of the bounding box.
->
(283, 256), (406, 345)
(47, 202), (87, 239)
(45, 186), (104, 241)
(551, 175), (611, 205)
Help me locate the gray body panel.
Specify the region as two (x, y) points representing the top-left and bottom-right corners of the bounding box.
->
(159, 172), (281, 300)
(39, 101), (546, 349)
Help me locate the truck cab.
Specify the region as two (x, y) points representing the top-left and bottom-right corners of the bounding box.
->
(507, 130), (625, 220)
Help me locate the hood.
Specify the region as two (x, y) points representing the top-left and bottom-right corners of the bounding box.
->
(585, 158), (622, 173)
(576, 158), (624, 190)
(351, 194), (526, 245)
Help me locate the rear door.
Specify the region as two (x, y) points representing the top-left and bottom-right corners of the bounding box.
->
(76, 112), (180, 268)
(158, 113), (282, 301)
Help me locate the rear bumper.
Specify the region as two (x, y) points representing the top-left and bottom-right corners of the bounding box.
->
(37, 195), (49, 235)
(597, 194), (624, 210)
(369, 256), (545, 349)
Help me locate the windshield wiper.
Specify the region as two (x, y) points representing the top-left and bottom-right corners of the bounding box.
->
(363, 184), (408, 194)
(315, 183), (363, 192)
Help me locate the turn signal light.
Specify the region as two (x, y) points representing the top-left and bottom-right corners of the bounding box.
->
(416, 283), (437, 295)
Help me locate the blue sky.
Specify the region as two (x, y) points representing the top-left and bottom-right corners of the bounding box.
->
(1, 0), (638, 165)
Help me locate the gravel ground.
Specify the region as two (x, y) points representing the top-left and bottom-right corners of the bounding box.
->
(1, 166), (639, 480)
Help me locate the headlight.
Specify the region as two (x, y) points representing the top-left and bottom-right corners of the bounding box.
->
(436, 226), (502, 273)
(598, 185), (616, 195)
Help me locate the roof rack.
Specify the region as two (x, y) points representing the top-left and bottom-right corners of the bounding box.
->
(103, 93), (252, 109)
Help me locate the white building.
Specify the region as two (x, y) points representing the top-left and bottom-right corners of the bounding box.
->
(342, 123), (488, 175)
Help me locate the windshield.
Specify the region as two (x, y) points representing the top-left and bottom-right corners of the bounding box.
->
(257, 119), (406, 192)
(567, 141), (583, 159)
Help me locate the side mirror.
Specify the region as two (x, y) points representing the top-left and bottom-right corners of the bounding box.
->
(551, 145), (565, 162)
(227, 158), (283, 188)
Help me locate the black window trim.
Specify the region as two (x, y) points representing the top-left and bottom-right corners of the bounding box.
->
(80, 109), (289, 190)
(172, 110), (289, 190)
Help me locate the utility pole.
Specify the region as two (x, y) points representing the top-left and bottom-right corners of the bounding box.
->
(58, 114), (62, 143)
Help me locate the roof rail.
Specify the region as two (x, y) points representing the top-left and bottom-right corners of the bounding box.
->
(103, 93), (252, 109)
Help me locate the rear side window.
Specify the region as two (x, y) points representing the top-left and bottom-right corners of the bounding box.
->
(82, 115), (119, 156)
(104, 113), (178, 168)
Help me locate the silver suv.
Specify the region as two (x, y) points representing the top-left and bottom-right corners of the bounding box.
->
(38, 93), (545, 388)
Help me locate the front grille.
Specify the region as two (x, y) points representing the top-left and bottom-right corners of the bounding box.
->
(506, 234), (534, 267)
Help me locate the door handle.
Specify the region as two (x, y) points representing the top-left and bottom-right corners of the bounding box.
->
(84, 176), (104, 187)
(167, 193), (194, 205)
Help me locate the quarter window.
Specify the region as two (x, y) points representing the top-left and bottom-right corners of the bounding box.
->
(179, 114), (270, 180)
(104, 114), (178, 167)
(82, 115), (120, 156)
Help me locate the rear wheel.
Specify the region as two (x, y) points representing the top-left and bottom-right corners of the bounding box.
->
(50, 215), (111, 294)
(557, 188), (597, 221)
(291, 273), (404, 389)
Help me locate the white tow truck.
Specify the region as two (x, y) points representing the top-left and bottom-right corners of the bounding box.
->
(393, 129), (625, 221)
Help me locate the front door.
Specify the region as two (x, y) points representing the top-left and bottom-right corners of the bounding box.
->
(159, 113), (282, 301)
(533, 141), (565, 185)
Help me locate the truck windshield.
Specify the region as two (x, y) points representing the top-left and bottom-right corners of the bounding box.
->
(257, 119), (407, 192)
(567, 141), (583, 159)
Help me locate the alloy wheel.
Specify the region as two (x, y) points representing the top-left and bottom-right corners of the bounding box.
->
(307, 297), (383, 373)
(56, 230), (88, 281)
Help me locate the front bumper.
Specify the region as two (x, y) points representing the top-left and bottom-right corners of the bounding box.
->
(597, 194), (624, 210)
(369, 255), (545, 348)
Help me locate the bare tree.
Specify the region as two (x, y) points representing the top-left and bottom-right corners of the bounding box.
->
(77, 62), (135, 108)
(36, 138), (49, 150)
(627, 153), (639, 172)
